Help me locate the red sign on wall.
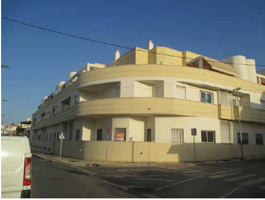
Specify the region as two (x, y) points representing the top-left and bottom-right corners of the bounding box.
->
(114, 133), (124, 141)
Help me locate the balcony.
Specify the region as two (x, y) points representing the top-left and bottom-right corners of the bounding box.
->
(32, 98), (265, 130)
(77, 98), (219, 118)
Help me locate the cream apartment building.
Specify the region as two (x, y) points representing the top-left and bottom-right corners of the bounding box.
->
(31, 41), (265, 155)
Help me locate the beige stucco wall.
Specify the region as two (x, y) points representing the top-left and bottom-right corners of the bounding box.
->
(42, 140), (265, 163)
(146, 116), (155, 141)
(33, 65), (265, 131)
(80, 90), (97, 102)
(96, 117), (112, 140)
(99, 83), (120, 99)
(155, 116), (221, 143)
(149, 47), (182, 65)
(112, 117), (130, 140)
(232, 122), (265, 145)
(134, 81), (153, 97)
(129, 116), (146, 141)
(83, 119), (96, 141)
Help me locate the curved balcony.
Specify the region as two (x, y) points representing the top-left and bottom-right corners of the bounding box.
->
(77, 98), (218, 118)
(32, 97), (265, 131)
(78, 64), (265, 94)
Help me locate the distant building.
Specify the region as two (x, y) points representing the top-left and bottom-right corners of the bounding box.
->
(16, 118), (32, 139)
(1, 124), (17, 135)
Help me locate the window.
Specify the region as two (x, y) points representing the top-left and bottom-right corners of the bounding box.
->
(63, 123), (68, 138)
(75, 129), (81, 141)
(57, 132), (60, 140)
(200, 91), (213, 104)
(237, 133), (249, 144)
(147, 129), (152, 142)
(74, 95), (78, 105)
(153, 84), (164, 97)
(41, 112), (45, 120)
(41, 128), (46, 140)
(97, 129), (103, 141)
(171, 129), (184, 143)
(69, 123), (74, 141)
(99, 93), (105, 99)
(256, 134), (263, 145)
(201, 131), (215, 143)
(114, 86), (120, 98)
(61, 97), (71, 111)
(175, 86), (186, 99)
(52, 106), (56, 115)
(114, 128), (126, 141)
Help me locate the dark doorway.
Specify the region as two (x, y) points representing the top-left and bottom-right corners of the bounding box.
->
(147, 129), (152, 141)
(97, 129), (103, 141)
(52, 133), (56, 154)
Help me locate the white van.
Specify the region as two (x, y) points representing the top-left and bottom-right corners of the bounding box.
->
(1, 136), (32, 198)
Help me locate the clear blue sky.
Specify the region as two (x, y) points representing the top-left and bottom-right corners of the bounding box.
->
(2, 0), (265, 124)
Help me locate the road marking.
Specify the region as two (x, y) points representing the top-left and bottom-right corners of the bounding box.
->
(225, 174), (256, 182)
(209, 172), (241, 179)
(260, 186), (265, 190)
(129, 178), (175, 182)
(240, 177), (265, 186)
(182, 170), (202, 173)
(155, 176), (204, 191)
(89, 173), (97, 175)
(207, 170), (237, 175)
(220, 186), (242, 198)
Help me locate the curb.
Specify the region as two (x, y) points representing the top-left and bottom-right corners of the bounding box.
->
(33, 153), (265, 167)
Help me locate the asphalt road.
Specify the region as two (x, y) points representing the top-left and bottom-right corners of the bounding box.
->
(31, 156), (265, 198)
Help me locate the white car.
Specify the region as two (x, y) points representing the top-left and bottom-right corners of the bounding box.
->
(1, 136), (32, 198)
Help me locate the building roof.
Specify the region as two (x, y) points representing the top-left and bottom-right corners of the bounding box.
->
(202, 57), (240, 77)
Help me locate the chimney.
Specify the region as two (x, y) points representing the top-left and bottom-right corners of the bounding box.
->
(42, 96), (48, 103)
(115, 50), (120, 61)
(148, 40), (154, 50)
(68, 72), (77, 80)
(58, 81), (65, 88)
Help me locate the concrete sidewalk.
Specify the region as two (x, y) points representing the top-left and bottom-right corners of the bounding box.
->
(33, 152), (265, 168)
(32, 152), (195, 168)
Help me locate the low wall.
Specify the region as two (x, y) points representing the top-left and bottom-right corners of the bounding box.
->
(36, 141), (265, 163)
(31, 140), (55, 154)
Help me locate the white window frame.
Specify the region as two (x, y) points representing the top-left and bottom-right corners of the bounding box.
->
(255, 133), (264, 145)
(201, 130), (216, 143)
(171, 129), (184, 143)
(200, 91), (213, 104)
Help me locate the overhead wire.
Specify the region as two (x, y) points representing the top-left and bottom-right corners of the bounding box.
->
(2, 16), (265, 68)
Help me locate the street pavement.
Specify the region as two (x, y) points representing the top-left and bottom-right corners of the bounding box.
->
(31, 156), (265, 198)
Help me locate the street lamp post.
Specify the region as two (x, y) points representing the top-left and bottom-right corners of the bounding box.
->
(232, 87), (244, 160)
